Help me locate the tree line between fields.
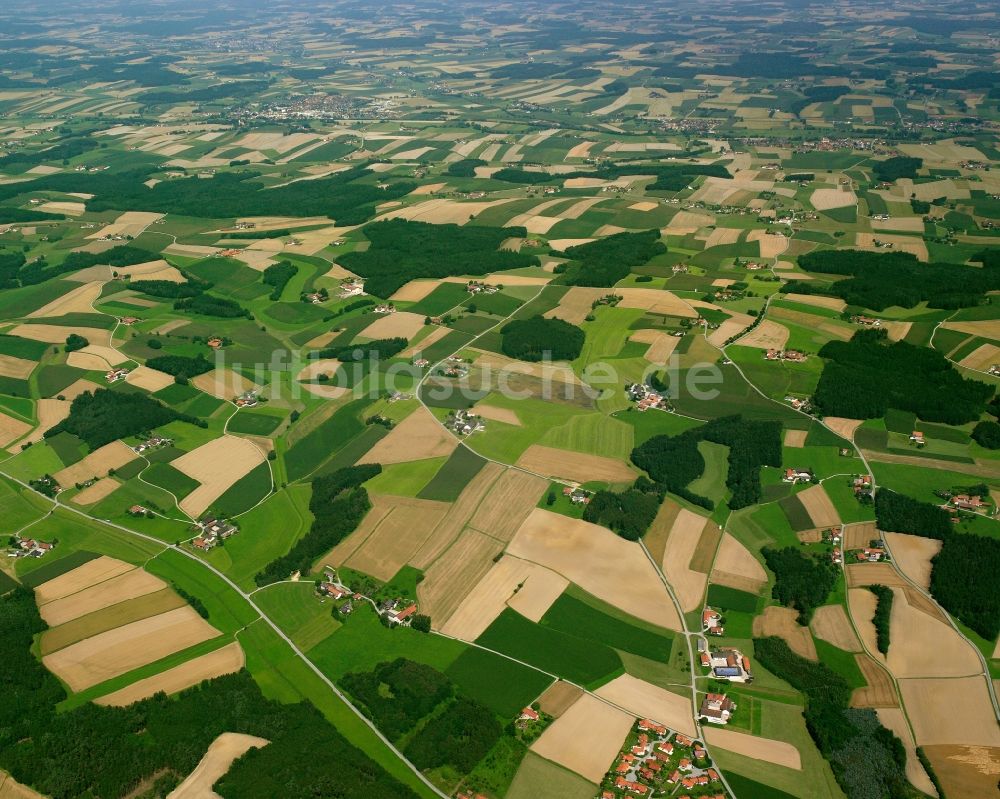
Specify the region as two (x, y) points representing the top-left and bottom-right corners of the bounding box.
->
(754, 636), (928, 799)
(582, 415), (783, 540)
(0, 587), (421, 799)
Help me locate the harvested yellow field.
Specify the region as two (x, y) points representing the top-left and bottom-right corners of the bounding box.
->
(9, 323), (110, 346)
(54, 441), (137, 488)
(811, 604), (861, 652)
(887, 587), (981, 679)
(0, 354), (35, 379)
(753, 605), (818, 660)
(471, 403), (522, 426)
(885, 533), (942, 591)
(898, 141), (985, 164)
(704, 728), (802, 770)
(545, 286), (612, 325)
(797, 484), (842, 528)
(629, 201), (659, 211)
(345, 496), (451, 581)
(851, 655), (898, 709)
(629, 329), (680, 363)
(784, 429), (808, 447)
(418, 529), (504, 626)
(708, 311), (755, 348)
(856, 233), (928, 261)
(71, 477), (122, 506)
(409, 462), (504, 569)
(380, 198), (516, 225)
(0, 770), (46, 799)
(172, 435), (267, 518)
(595, 674), (696, 738)
(321, 495), (395, 567)
(848, 587), (884, 660)
(941, 319), (1000, 341)
(959, 343), (1000, 372)
(736, 319), (790, 351)
(507, 509), (681, 630)
(39, 200), (86, 215)
(467, 467), (549, 543)
(473, 351), (582, 384)
(530, 693), (635, 783)
(665, 209), (714, 234)
(844, 522), (878, 551)
(359, 310), (427, 341)
(96, 642), (245, 706)
(167, 732), (268, 799)
(656, 507), (710, 612)
(43, 606), (219, 692)
(871, 216), (925, 233)
(441, 555), (568, 639)
(516, 445), (635, 486)
(876, 708), (938, 796)
(922, 744), (1000, 799)
(28, 281), (103, 318)
(390, 280), (439, 303)
(811, 187), (857, 210)
(747, 229), (788, 259)
(410, 182), (446, 195)
(703, 227), (741, 248)
(900, 677), (1000, 746)
(824, 417), (863, 442)
(191, 368), (258, 400)
(39, 567), (168, 626)
(710, 533), (767, 594)
(87, 211), (163, 240)
(35, 556), (134, 604)
(0, 412), (31, 448)
(538, 681), (583, 718)
(360, 406), (458, 465)
(118, 259), (185, 283)
(615, 288), (697, 317)
(566, 141), (595, 159)
(125, 365), (175, 392)
(296, 358), (341, 381)
(782, 293), (848, 312)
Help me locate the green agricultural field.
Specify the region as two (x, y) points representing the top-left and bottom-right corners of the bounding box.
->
(142, 461), (200, 500)
(253, 581), (342, 652)
(444, 648), (553, 718)
(363, 457), (446, 497)
(475, 608), (622, 688)
(204, 485), (312, 590)
(506, 753), (596, 799)
(707, 584), (761, 613)
(538, 411), (634, 460)
(417, 445), (487, 501)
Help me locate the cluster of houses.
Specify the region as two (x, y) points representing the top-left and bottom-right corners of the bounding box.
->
(699, 646), (753, 683)
(601, 720), (724, 799)
(852, 474), (873, 501)
(782, 467), (813, 485)
(316, 568), (418, 625)
(105, 367), (130, 383)
(412, 357), (430, 368)
(445, 409), (485, 436)
(119, 316), (141, 326)
(699, 693), (736, 725)
(937, 491), (991, 515)
(373, 303), (396, 314)
(235, 390), (258, 408)
(625, 383), (670, 412)
(466, 280), (500, 295)
(850, 314), (881, 328)
(702, 608), (724, 637)
(784, 395), (812, 412)
(909, 431), (925, 447)
(854, 546), (887, 563)
(440, 356), (469, 379)
(219, 248), (243, 258)
(764, 348), (807, 362)
(562, 485), (593, 505)
(131, 435), (172, 454)
(191, 516), (238, 551)
(822, 528), (843, 563)
(339, 278), (364, 298)
(207, 337), (224, 349)
(128, 504), (150, 517)
(7, 535), (54, 559)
